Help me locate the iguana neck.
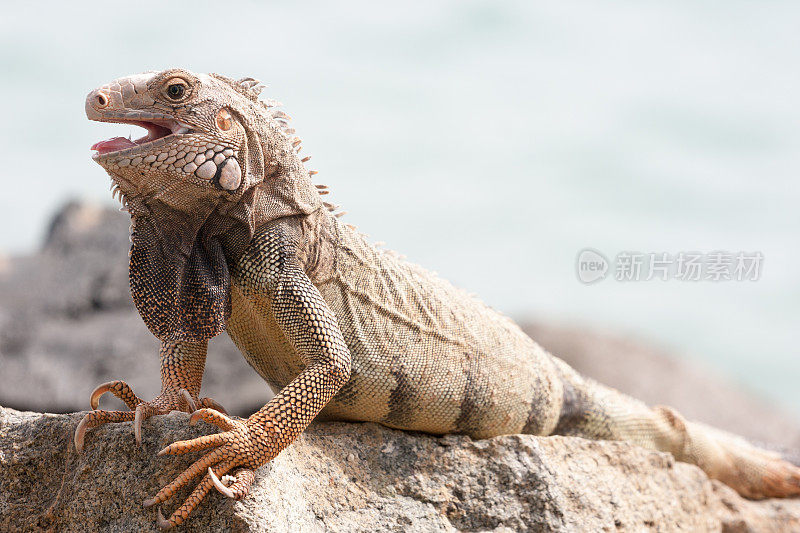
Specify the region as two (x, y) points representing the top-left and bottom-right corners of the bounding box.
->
(129, 133), (323, 268)
(220, 142), (323, 262)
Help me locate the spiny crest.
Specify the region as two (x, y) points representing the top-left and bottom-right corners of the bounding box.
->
(209, 73), (280, 106)
(237, 77), (263, 95)
(212, 73), (350, 223)
(211, 74), (295, 139)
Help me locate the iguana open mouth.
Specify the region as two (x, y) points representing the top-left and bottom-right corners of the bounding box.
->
(90, 115), (192, 157)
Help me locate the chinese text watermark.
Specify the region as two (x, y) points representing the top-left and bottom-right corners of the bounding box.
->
(576, 249), (763, 284)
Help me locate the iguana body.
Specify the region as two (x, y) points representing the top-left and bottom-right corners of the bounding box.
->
(76, 69), (800, 529)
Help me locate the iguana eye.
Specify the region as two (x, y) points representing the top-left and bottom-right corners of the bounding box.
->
(166, 83), (185, 100)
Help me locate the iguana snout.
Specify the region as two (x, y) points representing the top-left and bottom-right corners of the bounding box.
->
(86, 69), (248, 212)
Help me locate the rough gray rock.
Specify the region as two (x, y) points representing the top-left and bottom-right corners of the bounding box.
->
(1, 407), (799, 532)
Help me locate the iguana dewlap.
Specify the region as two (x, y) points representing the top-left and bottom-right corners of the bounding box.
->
(75, 69), (800, 529)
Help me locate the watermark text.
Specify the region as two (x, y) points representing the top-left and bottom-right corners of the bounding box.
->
(576, 249), (763, 284)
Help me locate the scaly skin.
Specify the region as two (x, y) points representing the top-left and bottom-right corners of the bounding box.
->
(75, 341), (226, 452)
(77, 69), (800, 529)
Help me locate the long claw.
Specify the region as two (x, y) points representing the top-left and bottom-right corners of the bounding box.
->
(209, 467), (255, 500)
(208, 467), (235, 498)
(89, 380), (141, 410)
(156, 507), (172, 529)
(189, 408), (236, 431)
(75, 417), (88, 453)
(134, 404), (145, 446)
(179, 389), (197, 412)
(89, 382), (114, 410)
(199, 397), (228, 415)
(157, 433), (226, 456)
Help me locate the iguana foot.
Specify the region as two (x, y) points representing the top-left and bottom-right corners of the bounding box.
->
(143, 408), (272, 529)
(74, 380), (227, 452)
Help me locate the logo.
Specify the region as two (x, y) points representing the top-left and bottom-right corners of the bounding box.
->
(576, 248), (609, 284)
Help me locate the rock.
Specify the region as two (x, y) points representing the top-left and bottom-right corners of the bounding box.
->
(43, 201), (129, 257)
(1, 407), (799, 532)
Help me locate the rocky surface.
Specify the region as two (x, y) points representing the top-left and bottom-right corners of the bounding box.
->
(2, 406), (800, 532)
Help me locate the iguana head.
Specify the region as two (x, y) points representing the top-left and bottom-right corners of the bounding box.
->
(86, 68), (321, 342)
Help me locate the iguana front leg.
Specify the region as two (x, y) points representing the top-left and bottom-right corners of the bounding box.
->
(74, 341), (225, 452)
(144, 263), (352, 529)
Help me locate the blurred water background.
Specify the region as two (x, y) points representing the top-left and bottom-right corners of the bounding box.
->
(0, 1), (798, 413)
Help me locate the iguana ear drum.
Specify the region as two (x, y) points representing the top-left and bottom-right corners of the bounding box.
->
(216, 108), (233, 131)
(216, 158), (242, 191)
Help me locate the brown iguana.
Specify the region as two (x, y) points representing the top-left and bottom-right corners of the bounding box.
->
(76, 69), (800, 529)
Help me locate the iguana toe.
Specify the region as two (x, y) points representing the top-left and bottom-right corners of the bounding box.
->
(198, 396), (228, 415)
(74, 409), (136, 452)
(157, 433), (227, 457)
(209, 467), (255, 500)
(75, 380), (212, 452)
(146, 415), (269, 525)
(188, 408), (236, 430)
(89, 380), (142, 410)
(146, 458), (234, 528)
(155, 470), (225, 529)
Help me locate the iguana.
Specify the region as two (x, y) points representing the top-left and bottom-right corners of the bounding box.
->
(76, 69), (800, 529)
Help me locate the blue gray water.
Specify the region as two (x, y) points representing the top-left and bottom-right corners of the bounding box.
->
(1, 2), (798, 412)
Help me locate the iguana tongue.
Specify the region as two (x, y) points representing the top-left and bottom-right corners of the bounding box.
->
(91, 137), (136, 155)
